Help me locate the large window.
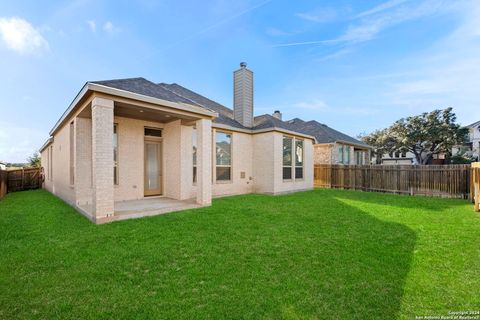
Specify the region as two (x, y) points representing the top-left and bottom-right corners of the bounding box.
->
(69, 121), (74, 185)
(283, 136), (293, 180)
(295, 140), (304, 179)
(338, 145), (351, 164)
(283, 136), (304, 180)
(355, 151), (364, 165)
(192, 128), (197, 184)
(113, 124), (119, 185)
(216, 131), (231, 182)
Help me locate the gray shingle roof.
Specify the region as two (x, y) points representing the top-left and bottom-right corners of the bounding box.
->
(286, 118), (370, 148)
(90, 78), (198, 106)
(89, 77), (367, 146)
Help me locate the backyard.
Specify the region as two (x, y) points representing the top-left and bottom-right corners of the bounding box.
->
(0, 189), (479, 319)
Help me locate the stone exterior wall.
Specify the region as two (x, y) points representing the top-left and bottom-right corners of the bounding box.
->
(314, 144), (334, 164)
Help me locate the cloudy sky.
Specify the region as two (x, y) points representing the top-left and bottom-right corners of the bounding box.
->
(0, 0), (479, 162)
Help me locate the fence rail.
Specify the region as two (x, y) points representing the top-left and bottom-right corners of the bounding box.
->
(314, 164), (471, 199)
(0, 168), (42, 200)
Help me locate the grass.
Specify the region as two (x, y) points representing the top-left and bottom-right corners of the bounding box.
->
(0, 189), (479, 319)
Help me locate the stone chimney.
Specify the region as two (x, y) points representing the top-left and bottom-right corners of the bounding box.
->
(233, 62), (253, 127)
(272, 110), (282, 120)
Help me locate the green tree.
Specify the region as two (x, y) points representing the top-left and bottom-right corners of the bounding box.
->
(361, 108), (467, 165)
(27, 152), (41, 168)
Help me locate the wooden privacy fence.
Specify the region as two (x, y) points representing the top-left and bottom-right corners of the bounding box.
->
(472, 163), (480, 211)
(0, 168), (43, 200)
(314, 164), (471, 199)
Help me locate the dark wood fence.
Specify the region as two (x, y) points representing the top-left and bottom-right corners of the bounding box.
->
(0, 168), (42, 200)
(314, 164), (471, 199)
(472, 163), (480, 211)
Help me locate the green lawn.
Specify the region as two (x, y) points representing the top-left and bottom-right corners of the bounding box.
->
(0, 189), (479, 319)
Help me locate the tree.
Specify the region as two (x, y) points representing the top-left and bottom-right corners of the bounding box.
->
(390, 108), (467, 165)
(361, 108), (467, 165)
(360, 128), (399, 164)
(27, 152), (41, 168)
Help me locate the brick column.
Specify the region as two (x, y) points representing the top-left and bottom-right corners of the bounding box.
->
(196, 118), (212, 205)
(91, 97), (114, 219)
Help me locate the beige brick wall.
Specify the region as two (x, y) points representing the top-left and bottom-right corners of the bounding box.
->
(314, 144), (334, 164)
(75, 117), (92, 207)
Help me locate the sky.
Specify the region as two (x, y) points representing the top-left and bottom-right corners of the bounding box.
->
(0, 0), (479, 163)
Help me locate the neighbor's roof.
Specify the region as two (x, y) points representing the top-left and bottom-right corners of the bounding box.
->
(465, 120), (480, 128)
(87, 78), (365, 144)
(286, 118), (371, 148)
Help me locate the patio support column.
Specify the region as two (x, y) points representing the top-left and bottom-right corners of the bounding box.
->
(196, 118), (212, 205)
(91, 97), (114, 219)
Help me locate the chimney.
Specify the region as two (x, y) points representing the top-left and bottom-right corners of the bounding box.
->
(233, 62), (253, 127)
(272, 110), (282, 120)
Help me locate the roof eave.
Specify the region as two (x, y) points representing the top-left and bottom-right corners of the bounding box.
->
(49, 82), (219, 136)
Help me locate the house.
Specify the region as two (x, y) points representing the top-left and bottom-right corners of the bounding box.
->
(375, 151), (417, 165)
(39, 63), (319, 223)
(0, 162), (6, 170)
(453, 120), (480, 161)
(285, 118), (371, 165)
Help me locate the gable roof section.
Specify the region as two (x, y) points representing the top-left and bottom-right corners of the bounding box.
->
(286, 118), (371, 148)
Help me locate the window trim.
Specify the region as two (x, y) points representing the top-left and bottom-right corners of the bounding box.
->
(295, 139), (304, 180)
(192, 127), (197, 185)
(114, 123), (119, 185)
(214, 130), (233, 183)
(69, 121), (74, 185)
(283, 135), (304, 181)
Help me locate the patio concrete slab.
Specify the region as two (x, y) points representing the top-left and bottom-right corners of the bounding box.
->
(78, 197), (203, 224)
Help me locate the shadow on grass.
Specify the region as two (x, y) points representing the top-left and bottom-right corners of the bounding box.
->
(0, 190), (416, 319)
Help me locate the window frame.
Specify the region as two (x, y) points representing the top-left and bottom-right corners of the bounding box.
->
(215, 130), (232, 183)
(282, 136), (293, 180)
(294, 139), (304, 180)
(69, 121), (74, 185)
(192, 127), (197, 184)
(113, 123), (119, 185)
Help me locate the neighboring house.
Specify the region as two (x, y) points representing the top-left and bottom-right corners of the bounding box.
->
(453, 120), (480, 161)
(285, 118), (371, 165)
(374, 151), (417, 165)
(0, 162), (6, 170)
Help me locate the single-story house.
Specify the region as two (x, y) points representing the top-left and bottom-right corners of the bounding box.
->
(452, 120), (480, 162)
(40, 63), (365, 223)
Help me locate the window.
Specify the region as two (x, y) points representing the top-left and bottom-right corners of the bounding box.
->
(192, 128), (197, 184)
(216, 131), (231, 181)
(295, 139), (304, 179)
(338, 145), (351, 164)
(355, 151), (364, 165)
(49, 145), (53, 181)
(283, 136), (293, 180)
(113, 124), (119, 185)
(69, 121), (74, 185)
(144, 127), (162, 137)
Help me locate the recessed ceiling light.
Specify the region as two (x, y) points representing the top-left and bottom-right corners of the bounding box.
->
(165, 115), (171, 118)
(139, 110), (144, 113)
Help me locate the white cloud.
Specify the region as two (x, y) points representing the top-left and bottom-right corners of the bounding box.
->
(87, 20), (96, 32)
(0, 17), (49, 54)
(103, 21), (120, 34)
(0, 122), (47, 163)
(386, 0), (480, 123)
(296, 7), (338, 23)
(294, 99), (329, 111)
(356, 0), (409, 18)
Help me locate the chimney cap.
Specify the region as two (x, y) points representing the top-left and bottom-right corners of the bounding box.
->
(240, 62), (247, 68)
(274, 110), (280, 114)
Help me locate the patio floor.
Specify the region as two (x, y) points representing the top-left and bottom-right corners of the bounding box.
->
(78, 197), (202, 224)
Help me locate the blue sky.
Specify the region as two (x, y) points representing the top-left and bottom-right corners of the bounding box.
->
(1, 0), (479, 162)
